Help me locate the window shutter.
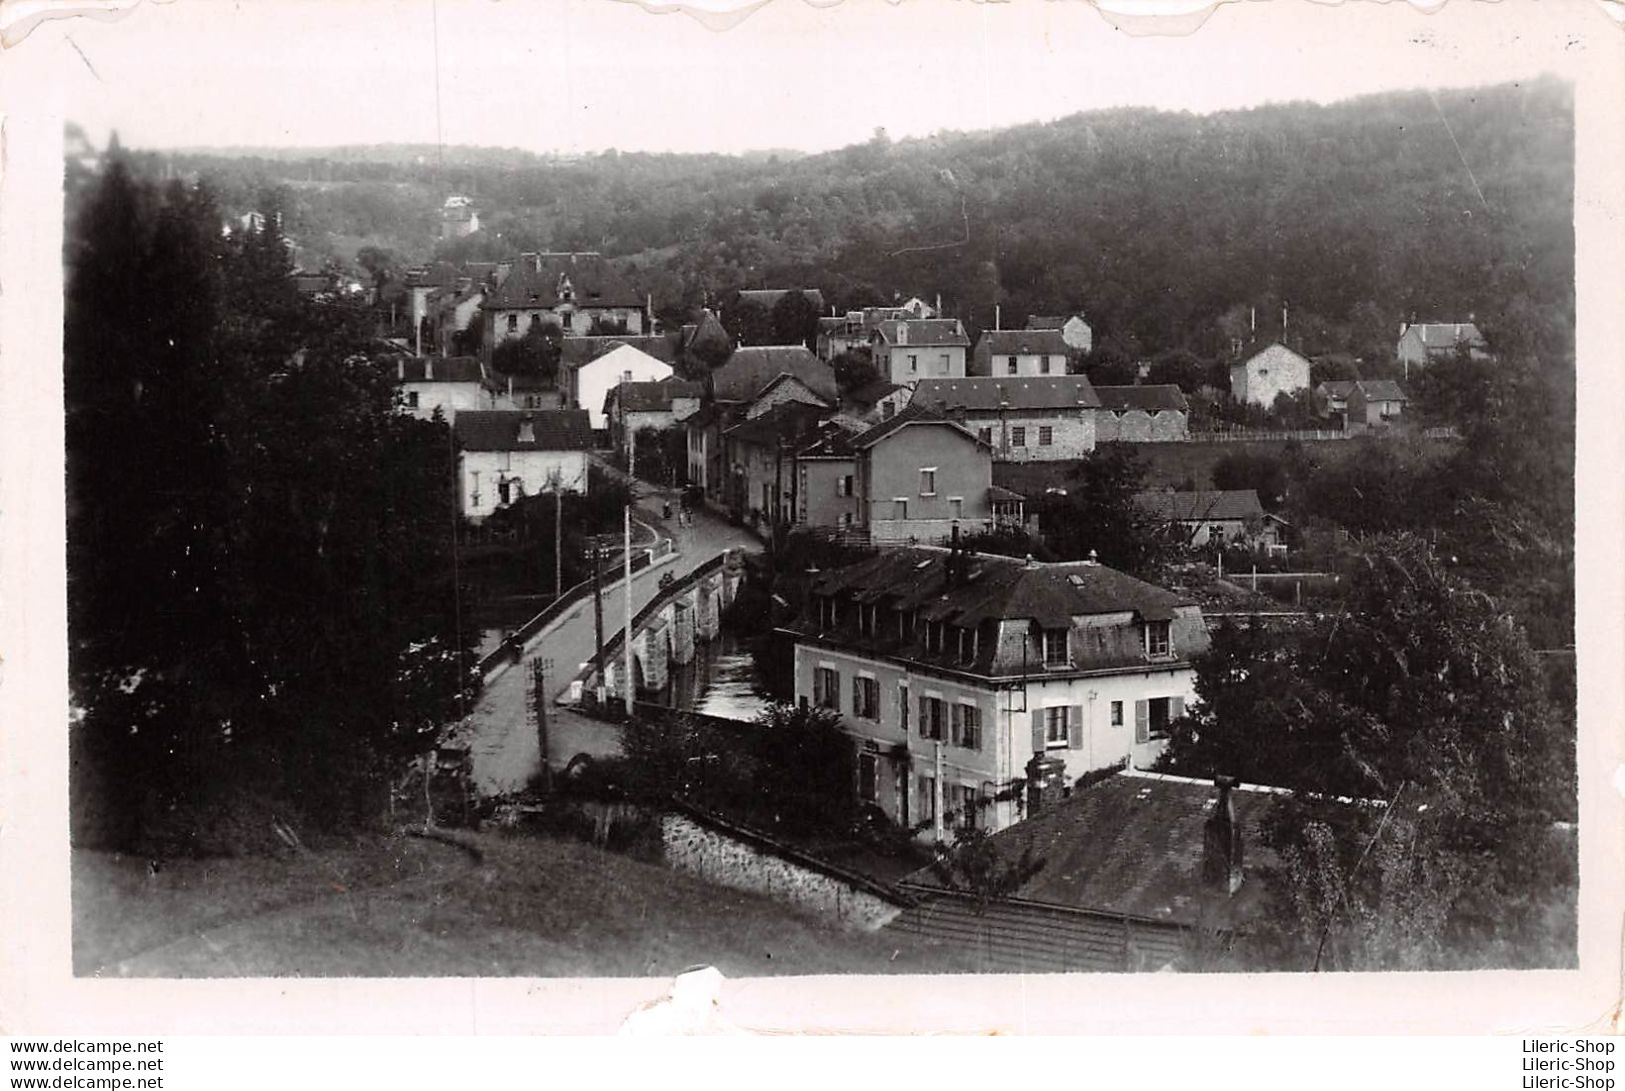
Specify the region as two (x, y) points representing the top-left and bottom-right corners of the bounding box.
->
(919, 696), (929, 737)
(1171, 696), (1185, 722)
(852, 677), (861, 716)
(1030, 710), (1045, 754)
(951, 704), (965, 746)
(1068, 705), (1085, 749)
(1134, 699), (1149, 744)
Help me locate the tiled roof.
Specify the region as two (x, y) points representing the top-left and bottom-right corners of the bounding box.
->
(710, 345), (838, 404)
(392, 356), (486, 384)
(806, 547), (1191, 640)
(1352, 379), (1407, 402)
(721, 400), (831, 448)
(486, 252), (641, 310)
(558, 336), (678, 369)
(1025, 314), (1082, 331)
(909, 375), (1101, 412)
(848, 403), (985, 451)
(796, 420), (863, 459)
(1133, 489), (1265, 523)
(905, 770), (1293, 927)
(1317, 380), (1358, 399)
(975, 328), (1070, 358)
(454, 409), (593, 452)
(1092, 384), (1188, 412)
(604, 377), (702, 415)
(871, 318), (969, 348)
(1235, 342), (1311, 373)
(1408, 322), (1487, 350)
(735, 288), (826, 312)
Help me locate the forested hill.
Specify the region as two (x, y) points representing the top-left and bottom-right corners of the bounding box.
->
(150, 76), (1573, 362)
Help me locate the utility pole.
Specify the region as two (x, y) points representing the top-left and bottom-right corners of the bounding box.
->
(623, 504), (635, 717)
(553, 475), (563, 602)
(592, 536), (606, 706)
(532, 657), (553, 794)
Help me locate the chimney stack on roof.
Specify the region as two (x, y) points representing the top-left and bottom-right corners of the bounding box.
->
(425, 359), (434, 381)
(518, 413), (536, 445)
(1202, 775), (1245, 896)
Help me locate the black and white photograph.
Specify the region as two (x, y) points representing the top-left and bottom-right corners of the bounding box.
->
(2, 0), (1621, 1039)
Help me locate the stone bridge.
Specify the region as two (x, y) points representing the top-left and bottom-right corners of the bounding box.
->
(567, 548), (747, 709)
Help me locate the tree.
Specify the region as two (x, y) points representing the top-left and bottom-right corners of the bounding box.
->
(1039, 446), (1165, 576)
(1160, 534), (1575, 968)
(66, 154), (472, 853)
(1211, 449), (1290, 509)
(491, 318), (561, 383)
(1144, 348), (1212, 394)
(831, 347), (879, 395)
(769, 289), (822, 349)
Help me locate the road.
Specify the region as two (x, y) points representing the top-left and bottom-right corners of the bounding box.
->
(462, 483), (760, 796)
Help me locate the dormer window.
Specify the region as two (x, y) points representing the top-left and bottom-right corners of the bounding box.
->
(1145, 620), (1172, 658)
(1041, 627), (1069, 667)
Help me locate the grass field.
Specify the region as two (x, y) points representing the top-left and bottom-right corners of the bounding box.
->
(74, 831), (972, 979)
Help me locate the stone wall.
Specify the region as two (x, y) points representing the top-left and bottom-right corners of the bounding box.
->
(660, 811), (904, 931)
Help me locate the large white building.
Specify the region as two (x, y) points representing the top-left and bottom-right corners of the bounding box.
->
(785, 546), (1208, 839)
(453, 410), (592, 521)
(571, 342), (674, 431)
(1229, 342), (1311, 409)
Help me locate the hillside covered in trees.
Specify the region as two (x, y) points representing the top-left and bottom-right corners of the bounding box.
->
(144, 77), (1572, 364)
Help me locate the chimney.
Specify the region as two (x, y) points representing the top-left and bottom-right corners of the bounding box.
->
(508, 375), (514, 400)
(1024, 752), (1066, 816)
(425, 359), (434, 381)
(947, 522), (962, 587)
(1399, 320), (1408, 338)
(995, 304), (1002, 331)
(397, 358), (405, 381)
(1202, 775), (1245, 895)
(518, 413), (536, 445)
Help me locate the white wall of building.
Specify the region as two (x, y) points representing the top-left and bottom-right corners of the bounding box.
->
(459, 449), (588, 520)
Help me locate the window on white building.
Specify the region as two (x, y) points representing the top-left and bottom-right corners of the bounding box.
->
(562, 312), (573, 331)
(1039, 426), (1054, 446)
(951, 703), (982, 751)
(919, 468), (937, 496)
(939, 353), (950, 373)
(1145, 620), (1172, 658)
(405, 391), (420, 408)
(918, 696), (946, 740)
(1006, 357), (1018, 375)
(978, 427), (992, 444)
(858, 753), (878, 802)
(1040, 355), (1052, 374)
(1042, 626), (1069, 667)
(506, 314), (518, 333)
(1111, 700), (1124, 727)
(813, 666), (841, 710)
(1011, 427), (1026, 447)
(1044, 705), (1070, 747)
(908, 354), (918, 373)
(853, 676), (880, 720)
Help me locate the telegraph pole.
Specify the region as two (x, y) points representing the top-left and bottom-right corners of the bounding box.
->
(591, 536), (606, 706)
(623, 503), (635, 717)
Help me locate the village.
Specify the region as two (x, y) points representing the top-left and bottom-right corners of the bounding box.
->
(57, 61), (1577, 982)
(287, 215), (1535, 974)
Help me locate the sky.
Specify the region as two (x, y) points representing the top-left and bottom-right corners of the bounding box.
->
(40, 0), (1605, 157)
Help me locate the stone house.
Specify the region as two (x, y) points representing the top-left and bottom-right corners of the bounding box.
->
(569, 343), (674, 431)
(603, 376), (703, 455)
(907, 376), (1100, 462)
(785, 546), (1207, 837)
(439, 195), (480, 240)
(483, 252), (647, 345)
(394, 356), (499, 421)
(970, 329), (1072, 378)
(888, 770), (1289, 972)
(1229, 343), (1311, 409)
(868, 319), (970, 384)
(1025, 313), (1094, 355)
(719, 401), (834, 534)
(1396, 321), (1489, 370)
(453, 409), (593, 522)
(1132, 489), (1285, 550)
(1345, 379), (1408, 431)
(1093, 384), (1190, 441)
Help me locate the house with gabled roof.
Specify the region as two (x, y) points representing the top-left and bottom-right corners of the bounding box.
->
(888, 769), (1303, 972)
(1230, 343), (1311, 408)
(1093, 384), (1190, 441)
(971, 328), (1072, 378)
(603, 376), (703, 455)
(1025, 313), (1093, 355)
(392, 355), (499, 421)
(1397, 321), (1489, 371)
(1133, 489), (1285, 551)
(453, 409), (593, 521)
(483, 252), (647, 344)
(868, 318), (970, 383)
(1317, 378), (1407, 432)
(907, 375), (1101, 461)
(569, 342), (674, 431)
(720, 401), (837, 534)
(784, 545), (1208, 839)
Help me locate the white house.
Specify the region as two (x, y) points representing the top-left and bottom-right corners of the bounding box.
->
(970, 329), (1072, 378)
(1229, 342), (1311, 409)
(453, 409), (593, 521)
(1026, 314), (1093, 355)
(573, 342), (674, 430)
(395, 356), (497, 421)
(868, 319), (970, 384)
(787, 546), (1207, 838)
